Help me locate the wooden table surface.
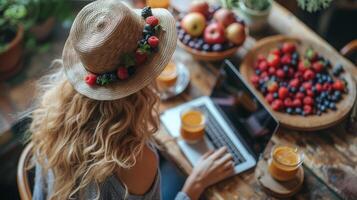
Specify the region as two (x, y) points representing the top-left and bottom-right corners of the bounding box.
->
(155, 2), (357, 200)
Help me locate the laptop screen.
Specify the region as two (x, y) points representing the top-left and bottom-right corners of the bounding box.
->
(210, 60), (279, 160)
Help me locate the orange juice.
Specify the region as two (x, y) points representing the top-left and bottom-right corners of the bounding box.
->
(146, 0), (170, 8)
(157, 61), (178, 89)
(268, 146), (303, 181)
(180, 108), (205, 143)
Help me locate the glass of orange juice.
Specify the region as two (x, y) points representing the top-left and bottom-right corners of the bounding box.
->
(268, 145), (304, 181)
(146, 0), (170, 8)
(156, 61), (178, 90)
(180, 107), (206, 143)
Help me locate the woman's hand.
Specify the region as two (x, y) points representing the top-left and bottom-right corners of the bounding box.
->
(181, 147), (235, 200)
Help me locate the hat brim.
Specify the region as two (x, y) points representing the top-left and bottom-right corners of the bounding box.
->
(62, 8), (177, 101)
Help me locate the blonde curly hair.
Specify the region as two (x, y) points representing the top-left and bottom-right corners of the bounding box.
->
(30, 62), (160, 200)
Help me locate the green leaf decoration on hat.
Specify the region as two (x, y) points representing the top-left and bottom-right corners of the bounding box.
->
(121, 53), (135, 67)
(138, 43), (152, 54)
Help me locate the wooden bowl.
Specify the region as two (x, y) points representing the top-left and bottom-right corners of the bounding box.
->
(240, 35), (356, 131)
(178, 39), (239, 61)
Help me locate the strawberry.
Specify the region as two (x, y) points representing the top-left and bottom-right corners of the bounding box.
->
(278, 87), (289, 99)
(303, 69), (315, 80)
(117, 67), (129, 80)
(333, 80), (345, 91)
(303, 105), (313, 115)
(259, 60), (268, 71)
(303, 96), (314, 105)
(298, 59), (311, 73)
(306, 89), (314, 97)
(292, 98), (302, 107)
(284, 98), (293, 107)
(272, 99), (284, 111)
(267, 81), (278, 93)
(268, 66), (276, 75)
(250, 75), (260, 87)
(296, 92), (305, 100)
(85, 74), (97, 86)
(323, 83), (332, 91)
(148, 36), (159, 48)
(312, 61), (324, 72)
(145, 16), (159, 27)
(276, 69), (285, 79)
(315, 83), (323, 93)
(265, 93), (274, 104)
(289, 78), (300, 88)
(271, 48), (281, 56)
(267, 54), (280, 68)
(281, 54), (292, 65)
(135, 50), (148, 65)
(303, 81), (312, 90)
(282, 42), (296, 54)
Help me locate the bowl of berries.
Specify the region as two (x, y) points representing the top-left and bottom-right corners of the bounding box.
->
(176, 2), (247, 61)
(240, 35), (356, 131)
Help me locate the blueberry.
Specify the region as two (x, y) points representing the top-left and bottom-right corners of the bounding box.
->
(188, 41), (195, 48)
(320, 105), (326, 112)
(299, 86), (305, 93)
(320, 92), (328, 99)
(183, 35), (191, 45)
(286, 107), (293, 114)
(295, 107), (302, 114)
(178, 33), (185, 41)
(259, 79), (265, 85)
(202, 44), (211, 52)
(312, 86), (317, 94)
(323, 100), (330, 107)
(109, 73), (117, 81)
(283, 65), (289, 72)
(316, 110), (322, 116)
(316, 73), (321, 78)
(212, 44), (223, 52)
(315, 96), (321, 103)
(273, 92), (278, 99)
(327, 76), (333, 83)
(292, 52), (299, 60)
(289, 87), (297, 93)
(260, 87), (267, 95)
(193, 42), (203, 50)
(334, 90), (341, 98)
(291, 59), (297, 66)
(176, 21), (181, 29)
(255, 69), (261, 75)
(127, 66), (136, 76)
(270, 76), (277, 81)
(197, 39), (204, 46)
(329, 102), (336, 110)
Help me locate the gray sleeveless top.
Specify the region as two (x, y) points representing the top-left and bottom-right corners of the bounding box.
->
(32, 148), (190, 200)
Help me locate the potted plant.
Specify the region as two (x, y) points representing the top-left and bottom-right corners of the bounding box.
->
(221, 0), (333, 32)
(27, 0), (72, 41)
(0, 1), (27, 79)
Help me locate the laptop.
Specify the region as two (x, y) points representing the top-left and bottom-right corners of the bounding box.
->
(160, 60), (279, 174)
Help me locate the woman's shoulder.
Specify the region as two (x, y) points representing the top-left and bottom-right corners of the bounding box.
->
(114, 144), (159, 195)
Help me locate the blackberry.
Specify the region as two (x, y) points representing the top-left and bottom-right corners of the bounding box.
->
(141, 7), (153, 19)
(128, 66), (136, 76)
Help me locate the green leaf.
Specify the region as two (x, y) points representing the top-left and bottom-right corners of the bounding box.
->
(121, 53), (135, 67)
(138, 43), (151, 54)
(297, 0), (333, 12)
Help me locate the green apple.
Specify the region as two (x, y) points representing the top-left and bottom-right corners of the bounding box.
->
(181, 13), (206, 37)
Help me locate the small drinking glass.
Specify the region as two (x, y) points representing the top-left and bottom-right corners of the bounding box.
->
(268, 145), (304, 181)
(180, 107), (206, 143)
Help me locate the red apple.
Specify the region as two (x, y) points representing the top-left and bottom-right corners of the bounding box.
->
(204, 23), (225, 44)
(213, 8), (236, 27)
(189, 1), (209, 17)
(225, 23), (246, 45)
(181, 13), (206, 37)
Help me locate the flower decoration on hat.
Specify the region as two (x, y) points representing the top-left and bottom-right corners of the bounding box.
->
(84, 7), (162, 86)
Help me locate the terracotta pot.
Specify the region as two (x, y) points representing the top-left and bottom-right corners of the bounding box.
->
(0, 25), (24, 79)
(30, 17), (56, 41)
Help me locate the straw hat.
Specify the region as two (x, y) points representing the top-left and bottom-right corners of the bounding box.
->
(62, 0), (177, 100)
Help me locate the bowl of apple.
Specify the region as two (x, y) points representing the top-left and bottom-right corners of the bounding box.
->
(177, 2), (247, 61)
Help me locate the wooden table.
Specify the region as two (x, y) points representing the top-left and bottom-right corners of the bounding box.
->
(155, 2), (357, 200)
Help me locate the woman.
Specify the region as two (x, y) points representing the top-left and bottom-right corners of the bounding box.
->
(30, 1), (234, 199)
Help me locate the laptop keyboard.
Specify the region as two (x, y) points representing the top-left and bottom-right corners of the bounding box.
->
(198, 105), (246, 165)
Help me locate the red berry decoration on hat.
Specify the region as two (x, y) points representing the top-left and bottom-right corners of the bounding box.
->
(85, 6), (162, 86)
(251, 42), (348, 116)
